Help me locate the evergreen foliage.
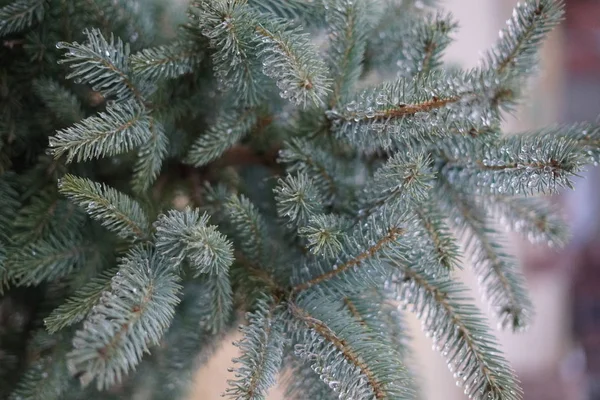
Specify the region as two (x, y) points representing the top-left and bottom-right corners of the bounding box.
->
(0, 0), (596, 399)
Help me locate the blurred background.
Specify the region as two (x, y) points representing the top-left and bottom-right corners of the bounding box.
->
(188, 0), (600, 399)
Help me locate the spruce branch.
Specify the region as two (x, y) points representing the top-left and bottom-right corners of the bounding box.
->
(131, 119), (168, 194)
(225, 296), (285, 399)
(413, 199), (461, 272)
(274, 172), (326, 229)
(343, 290), (412, 360)
(485, 0), (564, 77)
(327, 72), (484, 152)
(188, 0), (264, 105)
(437, 180), (533, 331)
(409, 12), (457, 77)
(279, 138), (339, 201)
(438, 135), (585, 196)
(154, 207), (234, 276)
(255, 20), (330, 106)
(487, 196), (568, 247)
(58, 174), (150, 240)
(325, 0), (368, 107)
(146, 281), (234, 398)
(284, 355), (338, 400)
(0, 175), (21, 241)
(371, 11), (457, 78)
(8, 332), (70, 400)
(49, 100), (152, 163)
(57, 28), (143, 102)
(67, 246), (181, 390)
(525, 123), (600, 164)
(205, 272), (234, 333)
(389, 262), (522, 400)
(10, 188), (85, 245)
(32, 78), (85, 125)
(359, 152), (435, 218)
(330, 72), (462, 123)
(0, 176), (19, 293)
(367, 0), (439, 62)
(249, 0), (321, 21)
(292, 215), (408, 293)
(6, 231), (94, 286)
(0, 0), (45, 36)
(299, 214), (349, 259)
(224, 194), (270, 266)
(9, 355), (69, 400)
(129, 41), (202, 81)
(185, 107), (259, 167)
(45, 268), (118, 334)
(290, 295), (415, 400)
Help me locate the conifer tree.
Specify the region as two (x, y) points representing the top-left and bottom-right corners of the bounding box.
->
(0, 0), (597, 399)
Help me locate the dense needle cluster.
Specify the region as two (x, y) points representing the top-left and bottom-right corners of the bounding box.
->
(0, 0), (599, 399)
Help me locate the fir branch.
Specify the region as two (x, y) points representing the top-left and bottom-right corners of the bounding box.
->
(45, 268), (117, 334)
(57, 28), (143, 102)
(390, 263), (522, 400)
(225, 296), (285, 399)
(255, 20), (330, 106)
(0, 0), (45, 37)
(185, 107), (259, 167)
(437, 180), (533, 331)
(326, 0), (367, 107)
(32, 78), (85, 125)
(58, 174), (150, 240)
(49, 100), (152, 163)
(131, 119), (168, 194)
(154, 207), (234, 276)
(67, 246), (181, 390)
(129, 41), (201, 81)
